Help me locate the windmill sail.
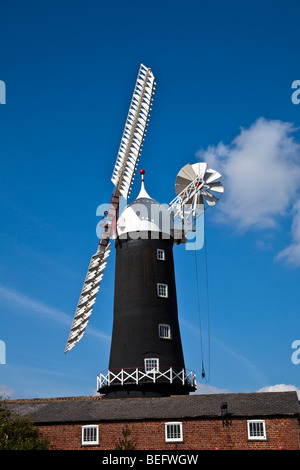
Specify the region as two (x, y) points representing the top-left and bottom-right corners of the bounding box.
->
(111, 63), (156, 199)
(65, 63), (155, 353)
(64, 243), (111, 353)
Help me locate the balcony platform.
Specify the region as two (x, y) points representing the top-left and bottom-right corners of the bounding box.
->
(97, 367), (197, 398)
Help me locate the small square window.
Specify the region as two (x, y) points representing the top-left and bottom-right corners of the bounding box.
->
(157, 249), (165, 261)
(159, 324), (171, 339)
(81, 425), (99, 445)
(247, 420), (266, 440)
(165, 422), (183, 442)
(157, 283), (168, 298)
(144, 358), (159, 373)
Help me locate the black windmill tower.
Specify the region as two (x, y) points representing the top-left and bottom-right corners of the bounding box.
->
(64, 64), (224, 399)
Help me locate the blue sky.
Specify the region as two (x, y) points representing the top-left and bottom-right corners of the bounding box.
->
(1, 0), (300, 399)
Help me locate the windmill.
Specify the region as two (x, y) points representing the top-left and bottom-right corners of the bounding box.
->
(64, 64), (223, 398)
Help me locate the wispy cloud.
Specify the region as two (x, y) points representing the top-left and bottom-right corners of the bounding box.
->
(257, 384), (300, 399)
(212, 337), (268, 386)
(0, 283), (71, 325)
(0, 384), (20, 399)
(180, 317), (267, 386)
(192, 382), (300, 398)
(0, 283), (110, 341)
(276, 200), (300, 267)
(192, 383), (232, 395)
(196, 117), (300, 266)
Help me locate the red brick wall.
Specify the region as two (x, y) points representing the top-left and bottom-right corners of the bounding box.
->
(38, 417), (299, 450)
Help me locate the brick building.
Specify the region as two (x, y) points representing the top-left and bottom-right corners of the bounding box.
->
(8, 391), (300, 450)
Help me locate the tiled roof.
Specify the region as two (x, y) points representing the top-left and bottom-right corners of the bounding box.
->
(7, 392), (300, 424)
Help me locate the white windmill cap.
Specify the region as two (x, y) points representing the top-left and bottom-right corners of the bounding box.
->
(114, 169), (173, 239)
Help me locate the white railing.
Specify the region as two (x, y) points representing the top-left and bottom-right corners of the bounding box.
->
(97, 367), (197, 392)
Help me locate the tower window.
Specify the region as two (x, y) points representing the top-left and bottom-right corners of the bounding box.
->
(157, 249), (165, 260)
(157, 283), (168, 298)
(144, 358), (159, 373)
(159, 324), (171, 339)
(165, 422), (183, 442)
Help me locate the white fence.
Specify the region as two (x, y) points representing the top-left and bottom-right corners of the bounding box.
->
(97, 367), (196, 392)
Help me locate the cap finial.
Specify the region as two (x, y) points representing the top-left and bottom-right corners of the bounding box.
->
(140, 169), (145, 181)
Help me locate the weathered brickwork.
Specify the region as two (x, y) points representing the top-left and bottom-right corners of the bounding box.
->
(38, 417), (299, 451)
